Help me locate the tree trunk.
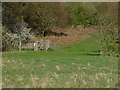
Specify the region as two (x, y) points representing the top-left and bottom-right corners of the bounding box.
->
(42, 31), (45, 37)
(99, 29), (104, 55)
(19, 41), (21, 52)
(43, 31), (46, 37)
(100, 40), (104, 55)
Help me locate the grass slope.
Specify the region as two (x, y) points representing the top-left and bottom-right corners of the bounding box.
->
(57, 36), (99, 53)
(2, 36), (118, 88)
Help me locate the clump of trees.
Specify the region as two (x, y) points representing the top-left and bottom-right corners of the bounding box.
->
(64, 3), (99, 28)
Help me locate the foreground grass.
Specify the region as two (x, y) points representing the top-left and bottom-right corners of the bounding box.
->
(2, 37), (118, 88)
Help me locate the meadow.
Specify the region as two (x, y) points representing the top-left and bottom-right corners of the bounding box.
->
(2, 36), (118, 88)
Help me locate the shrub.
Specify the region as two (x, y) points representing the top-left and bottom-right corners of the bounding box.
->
(95, 17), (118, 55)
(3, 21), (33, 51)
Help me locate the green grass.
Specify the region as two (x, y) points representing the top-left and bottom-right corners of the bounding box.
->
(57, 36), (99, 53)
(2, 36), (118, 88)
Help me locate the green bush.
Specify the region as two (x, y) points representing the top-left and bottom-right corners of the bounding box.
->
(67, 4), (99, 28)
(95, 17), (118, 55)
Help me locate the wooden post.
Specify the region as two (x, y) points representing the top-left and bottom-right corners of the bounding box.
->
(45, 42), (47, 52)
(34, 41), (38, 51)
(19, 41), (21, 52)
(44, 40), (50, 52)
(34, 42), (36, 51)
(36, 41), (38, 51)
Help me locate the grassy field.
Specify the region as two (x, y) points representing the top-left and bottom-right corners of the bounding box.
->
(2, 36), (118, 88)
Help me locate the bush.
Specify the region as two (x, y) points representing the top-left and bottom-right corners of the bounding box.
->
(95, 17), (118, 55)
(2, 26), (13, 51)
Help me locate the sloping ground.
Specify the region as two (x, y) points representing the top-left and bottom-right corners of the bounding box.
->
(57, 36), (99, 53)
(2, 36), (118, 88)
(22, 26), (96, 48)
(34, 26), (96, 46)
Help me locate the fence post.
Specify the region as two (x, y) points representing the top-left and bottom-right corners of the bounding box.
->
(36, 41), (38, 51)
(34, 42), (36, 51)
(34, 41), (38, 51)
(44, 40), (50, 52)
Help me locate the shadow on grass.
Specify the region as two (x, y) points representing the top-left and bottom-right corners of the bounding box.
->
(22, 48), (34, 51)
(86, 50), (100, 56)
(86, 53), (100, 56)
(71, 50), (100, 56)
(21, 48), (55, 52)
(47, 48), (55, 51)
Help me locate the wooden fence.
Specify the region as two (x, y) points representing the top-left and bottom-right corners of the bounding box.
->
(34, 40), (50, 52)
(19, 40), (50, 52)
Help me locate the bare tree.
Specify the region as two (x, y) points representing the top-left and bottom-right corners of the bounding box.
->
(27, 3), (55, 37)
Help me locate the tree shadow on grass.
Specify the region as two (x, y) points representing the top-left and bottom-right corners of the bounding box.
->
(21, 48), (55, 52)
(86, 53), (100, 56)
(86, 50), (100, 56)
(47, 48), (55, 51)
(22, 48), (34, 51)
(76, 50), (100, 56)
